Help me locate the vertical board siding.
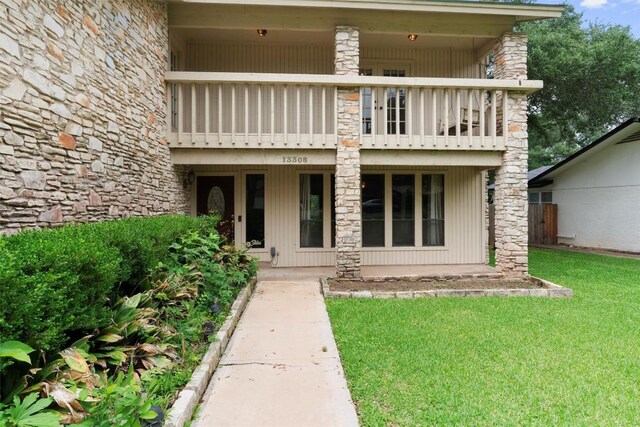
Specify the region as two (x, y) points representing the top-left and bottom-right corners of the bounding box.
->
(185, 42), (484, 78)
(192, 164), (484, 267)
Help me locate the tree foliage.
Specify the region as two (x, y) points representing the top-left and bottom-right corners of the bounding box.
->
(518, 5), (640, 168)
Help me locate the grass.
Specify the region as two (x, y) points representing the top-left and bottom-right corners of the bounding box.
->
(326, 248), (640, 426)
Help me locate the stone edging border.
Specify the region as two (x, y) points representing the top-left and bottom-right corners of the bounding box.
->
(320, 275), (572, 299)
(164, 277), (257, 427)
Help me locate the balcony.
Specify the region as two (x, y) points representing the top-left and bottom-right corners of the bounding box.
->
(165, 72), (542, 151)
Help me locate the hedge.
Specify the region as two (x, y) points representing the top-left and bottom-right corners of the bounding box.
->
(0, 215), (217, 354)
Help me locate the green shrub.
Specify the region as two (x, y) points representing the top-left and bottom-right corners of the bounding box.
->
(0, 226), (120, 354)
(0, 216), (216, 355)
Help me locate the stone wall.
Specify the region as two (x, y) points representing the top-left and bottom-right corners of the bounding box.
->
(334, 26), (361, 278)
(492, 32), (529, 276)
(0, 0), (188, 234)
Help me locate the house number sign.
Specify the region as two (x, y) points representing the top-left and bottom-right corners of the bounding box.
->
(282, 156), (308, 164)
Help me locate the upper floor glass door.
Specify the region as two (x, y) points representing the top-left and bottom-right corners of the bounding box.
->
(360, 65), (409, 136)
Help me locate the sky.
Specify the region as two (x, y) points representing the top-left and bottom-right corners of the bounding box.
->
(538, 0), (640, 37)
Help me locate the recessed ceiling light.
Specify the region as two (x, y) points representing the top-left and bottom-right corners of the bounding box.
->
(257, 29), (268, 37)
(408, 34), (418, 41)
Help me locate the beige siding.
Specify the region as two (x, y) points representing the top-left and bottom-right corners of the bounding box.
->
(184, 42), (484, 78)
(191, 164), (485, 267)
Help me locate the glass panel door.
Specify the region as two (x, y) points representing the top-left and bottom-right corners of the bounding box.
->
(300, 174), (324, 248)
(246, 174), (265, 248)
(360, 65), (409, 136)
(362, 174), (385, 247)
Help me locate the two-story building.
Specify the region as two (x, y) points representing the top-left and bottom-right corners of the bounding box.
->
(0, 0), (562, 277)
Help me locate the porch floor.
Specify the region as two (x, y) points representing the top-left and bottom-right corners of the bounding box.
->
(257, 262), (495, 282)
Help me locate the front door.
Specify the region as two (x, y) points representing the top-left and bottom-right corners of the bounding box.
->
(360, 65), (409, 136)
(197, 176), (235, 242)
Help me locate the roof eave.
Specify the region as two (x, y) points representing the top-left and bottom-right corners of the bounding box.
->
(529, 117), (640, 185)
(170, 0), (564, 20)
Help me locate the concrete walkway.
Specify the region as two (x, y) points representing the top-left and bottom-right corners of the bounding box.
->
(193, 281), (359, 427)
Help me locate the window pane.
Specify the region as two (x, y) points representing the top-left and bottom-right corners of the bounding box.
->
(246, 174), (265, 248)
(541, 191), (553, 204)
(422, 174), (444, 246)
(529, 192), (540, 204)
(392, 174), (415, 246)
(300, 174), (323, 248)
(362, 174), (385, 247)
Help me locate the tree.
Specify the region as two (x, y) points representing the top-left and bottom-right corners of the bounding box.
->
(518, 6), (640, 168)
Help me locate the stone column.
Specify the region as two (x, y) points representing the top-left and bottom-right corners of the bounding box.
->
(493, 32), (529, 276)
(334, 26), (361, 278)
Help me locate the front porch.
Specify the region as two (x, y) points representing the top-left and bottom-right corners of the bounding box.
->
(257, 262), (495, 281)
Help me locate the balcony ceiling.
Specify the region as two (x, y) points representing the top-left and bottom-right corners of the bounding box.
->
(168, 2), (561, 38)
(172, 28), (493, 49)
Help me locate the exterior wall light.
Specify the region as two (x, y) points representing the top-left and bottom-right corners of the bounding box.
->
(408, 34), (418, 41)
(257, 29), (268, 37)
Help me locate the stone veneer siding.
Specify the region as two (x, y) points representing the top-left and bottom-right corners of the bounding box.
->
(0, 0), (188, 234)
(334, 26), (361, 278)
(492, 32), (529, 276)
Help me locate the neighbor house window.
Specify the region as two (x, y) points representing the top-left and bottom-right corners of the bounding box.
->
(392, 174), (415, 246)
(422, 174), (444, 246)
(529, 192), (540, 204)
(300, 174), (324, 248)
(529, 191), (552, 204)
(362, 174), (385, 247)
(246, 174), (265, 248)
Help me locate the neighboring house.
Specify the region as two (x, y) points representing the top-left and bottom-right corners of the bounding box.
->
(529, 118), (640, 253)
(487, 165), (552, 204)
(0, 0), (563, 277)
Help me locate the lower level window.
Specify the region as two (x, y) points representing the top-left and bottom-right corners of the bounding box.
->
(392, 174), (415, 246)
(422, 174), (444, 246)
(300, 174), (324, 248)
(362, 174), (385, 247)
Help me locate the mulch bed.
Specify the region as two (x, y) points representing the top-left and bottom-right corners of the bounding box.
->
(328, 278), (544, 292)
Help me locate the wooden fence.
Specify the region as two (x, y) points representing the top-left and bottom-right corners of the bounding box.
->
(488, 203), (557, 247)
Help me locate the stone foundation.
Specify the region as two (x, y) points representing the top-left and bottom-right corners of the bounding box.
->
(0, 0), (188, 234)
(334, 26), (361, 278)
(493, 32), (529, 276)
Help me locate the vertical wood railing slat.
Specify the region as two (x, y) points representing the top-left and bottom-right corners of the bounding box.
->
(244, 84), (249, 145)
(217, 84), (222, 145)
(455, 88), (461, 147)
(284, 85), (288, 146)
(491, 90), (497, 147)
(479, 89), (485, 147)
(309, 86), (314, 146)
(502, 89), (509, 148)
(270, 86), (275, 146)
(383, 88), (388, 147)
(395, 88), (400, 147)
(165, 82), (171, 144)
(205, 83), (210, 145)
(296, 86), (300, 146)
(444, 89), (449, 147)
(431, 89), (437, 147)
(177, 83), (183, 145)
(191, 83), (196, 144)
(407, 88), (412, 146)
(231, 84), (236, 144)
(257, 84), (262, 146)
(467, 89), (473, 147)
(419, 88), (424, 147)
(371, 88), (376, 144)
(321, 86), (326, 146)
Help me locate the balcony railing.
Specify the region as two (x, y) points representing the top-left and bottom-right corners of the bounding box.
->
(165, 72), (542, 151)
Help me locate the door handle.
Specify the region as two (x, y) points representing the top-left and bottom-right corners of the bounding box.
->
(238, 215), (242, 223)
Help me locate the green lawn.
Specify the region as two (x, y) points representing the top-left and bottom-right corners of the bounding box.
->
(326, 248), (640, 426)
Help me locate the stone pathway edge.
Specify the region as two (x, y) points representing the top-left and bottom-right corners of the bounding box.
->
(321, 276), (573, 299)
(164, 277), (258, 427)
